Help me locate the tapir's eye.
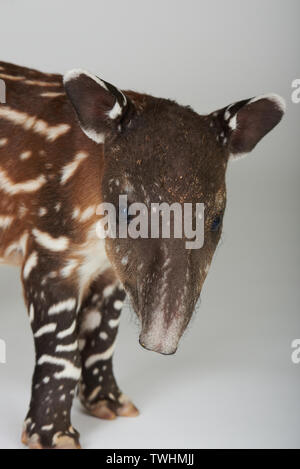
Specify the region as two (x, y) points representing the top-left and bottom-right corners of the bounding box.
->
(211, 214), (223, 232)
(119, 206), (128, 219)
(118, 206), (134, 225)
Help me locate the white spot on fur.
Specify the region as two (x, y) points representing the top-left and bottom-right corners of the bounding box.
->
(78, 339), (86, 351)
(107, 100), (122, 119)
(72, 206), (96, 223)
(85, 339), (117, 368)
(40, 91), (65, 98)
(19, 150), (32, 160)
(229, 114), (237, 131)
(56, 341), (78, 352)
(18, 204), (28, 218)
(48, 298), (76, 315)
(29, 304), (35, 323)
(80, 205), (96, 222)
(82, 128), (105, 144)
(99, 331), (108, 340)
(113, 300), (123, 311)
(34, 323), (57, 338)
(32, 228), (69, 251)
(81, 310), (102, 332)
(88, 385), (102, 402)
(0, 138), (8, 147)
(23, 251), (38, 279)
(38, 355), (81, 380)
(61, 152), (88, 184)
(0, 215), (13, 229)
(60, 259), (78, 278)
(3, 232), (28, 264)
(77, 224), (111, 306)
(23, 79), (61, 87)
(0, 168), (46, 195)
(57, 320), (76, 339)
(108, 317), (121, 328)
(103, 284), (116, 298)
(41, 424), (54, 431)
(0, 73), (25, 81)
(72, 207), (80, 219)
(121, 256), (128, 265)
(38, 207), (47, 217)
(0, 106), (70, 141)
(229, 152), (247, 161)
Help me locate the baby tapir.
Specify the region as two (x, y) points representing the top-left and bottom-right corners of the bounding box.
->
(0, 61), (285, 449)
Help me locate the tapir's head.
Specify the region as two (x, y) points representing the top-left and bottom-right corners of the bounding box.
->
(64, 70), (285, 354)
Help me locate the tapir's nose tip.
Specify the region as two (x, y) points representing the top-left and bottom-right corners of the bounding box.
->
(139, 336), (177, 355)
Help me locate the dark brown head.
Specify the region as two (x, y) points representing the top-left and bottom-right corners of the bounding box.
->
(64, 69), (285, 354)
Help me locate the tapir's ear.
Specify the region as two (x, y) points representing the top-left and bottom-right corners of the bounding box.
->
(63, 69), (133, 143)
(210, 94), (286, 159)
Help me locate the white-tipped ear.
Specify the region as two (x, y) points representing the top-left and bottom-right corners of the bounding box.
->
(210, 93), (286, 160)
(248, 93), (286, 113)
(64, 69), (131, 143)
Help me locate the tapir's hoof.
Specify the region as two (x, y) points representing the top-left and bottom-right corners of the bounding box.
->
(116, 400), (140, 417)
(83, 394), (140, 420)
(21, 430), (81, 450)
(21, 431), (43, 449)
(90, 401), (117, 420)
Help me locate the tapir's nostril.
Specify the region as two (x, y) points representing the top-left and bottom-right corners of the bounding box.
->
(139, 338), (146, 349)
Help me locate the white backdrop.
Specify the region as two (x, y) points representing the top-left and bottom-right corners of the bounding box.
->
(0, 0), (299, 449)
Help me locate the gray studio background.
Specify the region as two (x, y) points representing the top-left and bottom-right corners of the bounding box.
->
(0, 0), (299, 449)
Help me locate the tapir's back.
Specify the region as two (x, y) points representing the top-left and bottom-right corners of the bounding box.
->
(0, 61), (68, 123)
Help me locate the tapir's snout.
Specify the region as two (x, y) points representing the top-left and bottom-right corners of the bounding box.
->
(138, 308), (190, 355)
(132, 244), (196, 355)
(139, 332), (178, 355)
(139, 338), (177, 355)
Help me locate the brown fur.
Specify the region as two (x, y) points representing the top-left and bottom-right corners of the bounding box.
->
(0, 61), (284, 448)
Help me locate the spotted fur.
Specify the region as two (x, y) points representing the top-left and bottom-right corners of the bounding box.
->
(0, 61), (285, 448)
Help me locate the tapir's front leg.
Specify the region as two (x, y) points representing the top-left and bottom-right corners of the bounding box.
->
(78, 272), (139, 420)
(21, 247), (81, 449)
